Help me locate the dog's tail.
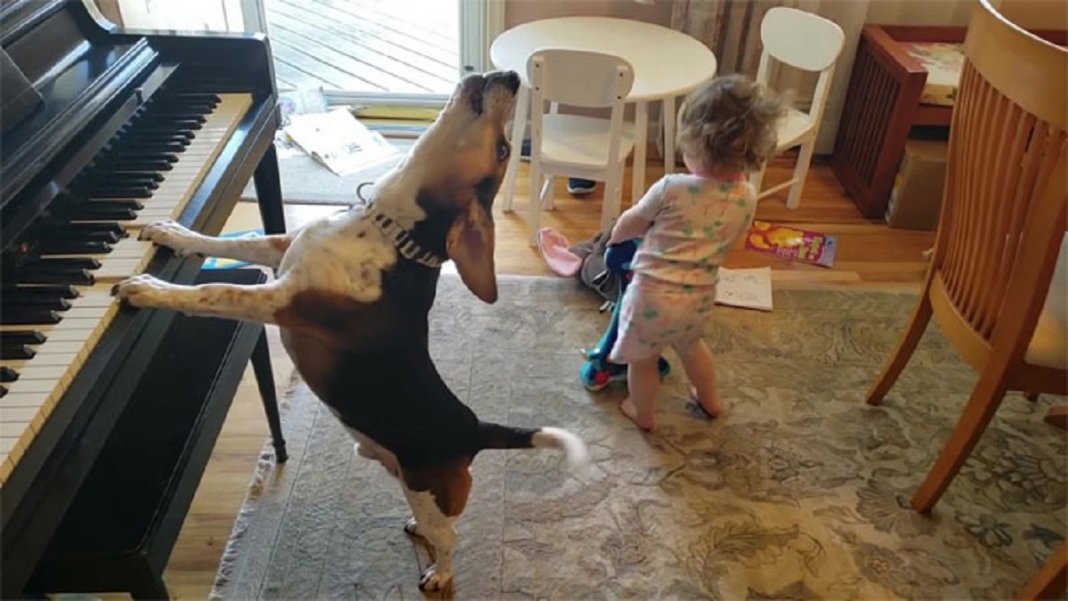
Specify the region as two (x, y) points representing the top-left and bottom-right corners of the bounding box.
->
(476, 422), (589, 469)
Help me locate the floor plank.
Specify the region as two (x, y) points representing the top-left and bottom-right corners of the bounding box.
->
(159, 154), (934, 600)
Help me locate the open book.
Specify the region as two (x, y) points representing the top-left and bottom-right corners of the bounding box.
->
(283, 108), (401, 176)
(715, 267), (773, 311)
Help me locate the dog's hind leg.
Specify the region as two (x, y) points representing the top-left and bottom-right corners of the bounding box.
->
(114, 275), (293, 324)
(400, 460), (472, 592)
(139, 220), (291, 269)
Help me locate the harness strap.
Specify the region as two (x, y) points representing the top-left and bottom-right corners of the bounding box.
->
(364, 203), (446, 269)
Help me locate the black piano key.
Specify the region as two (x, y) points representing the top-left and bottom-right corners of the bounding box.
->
(108, 160), (175, 172)
(0, 331), (47, 345)
(1, 293), (71, 310)
(81, 197), (143, 209)
(84, 198), (146, 210)
(121, 139), (187, 151)
(111, 152), (179, 163)
(139, 119), (203, 131)
(96, 171), (165, 183)
(136, 126), (197, 137)
(0, 344), (35, 360)
(0, 386), (6, 398)
(0, 367), (18, 382)
(0, 307), (61, 325)
(42, 223), (125, 242)
(2, 284), (79, 299)
(15, 267), (94, 286)
(170, 119), (202, 130)
(179, 93), (220, 104)
(84, 185), (154, 199)
(152, 114), (207, 124)
(57, 205), (138, 222)
(38, 239), (112, 255)
(25, 257), (102, 271)
(110, 135), (186, 150)
(124, 135), (191, 147)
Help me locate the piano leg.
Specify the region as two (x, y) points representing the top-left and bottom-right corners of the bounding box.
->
(252, 328), (288, 463)
(129, 566), (169, 601)
(254, 144), (287, 235)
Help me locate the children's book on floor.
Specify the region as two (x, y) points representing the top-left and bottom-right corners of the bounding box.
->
(745, 221), (837, 268)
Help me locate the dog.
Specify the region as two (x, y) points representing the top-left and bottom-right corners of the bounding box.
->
(113, 71), (588, 592)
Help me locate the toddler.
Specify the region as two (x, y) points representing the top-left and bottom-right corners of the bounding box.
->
(607, 74), (785, 431)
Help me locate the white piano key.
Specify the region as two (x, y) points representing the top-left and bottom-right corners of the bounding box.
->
(0, 406), (41, 423)
(94, 258), (144, 281)
(107, 238), (153, 258)
(18, 353), (77, 367)
(0, 93), (252, 487)
(0, 420), (28, 438)
(14, 365), (69, 382)
(6, 379), (56, 394)
(0, 391), (48, 410)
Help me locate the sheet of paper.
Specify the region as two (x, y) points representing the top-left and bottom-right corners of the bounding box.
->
(715, 267), (773, 311)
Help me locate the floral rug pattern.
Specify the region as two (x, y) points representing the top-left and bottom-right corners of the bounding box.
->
(212, 276), (1066, 600)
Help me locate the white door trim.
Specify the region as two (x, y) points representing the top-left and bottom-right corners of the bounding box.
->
(239, 0), (268, 34)
(460, 0), (506, 75)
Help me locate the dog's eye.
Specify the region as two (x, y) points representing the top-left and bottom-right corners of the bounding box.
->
(497, 141), (510, 161)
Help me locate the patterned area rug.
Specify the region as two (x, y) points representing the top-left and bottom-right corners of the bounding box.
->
(211, 275), (1066, 600)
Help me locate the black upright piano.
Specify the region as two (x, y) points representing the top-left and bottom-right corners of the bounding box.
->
(0, 0), (288, 597)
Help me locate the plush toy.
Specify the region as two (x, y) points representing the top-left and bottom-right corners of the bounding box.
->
(579, 238), (671, 391)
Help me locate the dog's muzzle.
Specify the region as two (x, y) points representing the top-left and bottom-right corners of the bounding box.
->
(465, 71), (520, 115)
(487, 71), (520, 94)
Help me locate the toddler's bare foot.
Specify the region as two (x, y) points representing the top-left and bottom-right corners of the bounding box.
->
(690, 386), (721, 419)
(620, 397), (656, 432)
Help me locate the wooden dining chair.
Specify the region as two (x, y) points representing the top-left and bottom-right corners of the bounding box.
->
(1016, 541), (1067, 600)
(865, 0), (1067, 514)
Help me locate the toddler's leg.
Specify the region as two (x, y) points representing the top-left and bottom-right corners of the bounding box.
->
(620, 356), (661, 431)
(680, 339), (722, 418)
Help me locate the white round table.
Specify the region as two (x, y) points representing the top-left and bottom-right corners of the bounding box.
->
(491, 17), (717, 205)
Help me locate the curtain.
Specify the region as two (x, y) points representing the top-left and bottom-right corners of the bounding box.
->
(665, 0), (870, 154)
(670, 0), (827, 105)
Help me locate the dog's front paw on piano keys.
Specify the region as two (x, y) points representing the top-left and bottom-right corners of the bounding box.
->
(112, 274), (173, 308)
(139, 220), (200, 257)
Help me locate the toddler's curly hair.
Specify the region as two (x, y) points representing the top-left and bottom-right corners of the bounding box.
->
(676, 75), (786, 173)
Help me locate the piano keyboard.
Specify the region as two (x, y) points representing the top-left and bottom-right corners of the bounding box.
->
(0, 92), (252, 484)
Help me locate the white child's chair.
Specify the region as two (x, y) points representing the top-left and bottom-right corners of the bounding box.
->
(518, 48), (636, 242)
(749, 7), (845, 209)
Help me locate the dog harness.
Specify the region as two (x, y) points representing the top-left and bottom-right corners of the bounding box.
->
(364, 202), (446, 269)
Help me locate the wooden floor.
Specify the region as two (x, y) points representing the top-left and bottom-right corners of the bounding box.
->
(157, 156), (935, 599)
(266, 0), (459, 93)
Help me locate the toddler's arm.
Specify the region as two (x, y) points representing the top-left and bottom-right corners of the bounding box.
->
(607, 175), (670, 244)
(609, 207), (651, 244)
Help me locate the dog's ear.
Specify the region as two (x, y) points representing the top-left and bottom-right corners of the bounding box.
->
(447, 200), (497, 303)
